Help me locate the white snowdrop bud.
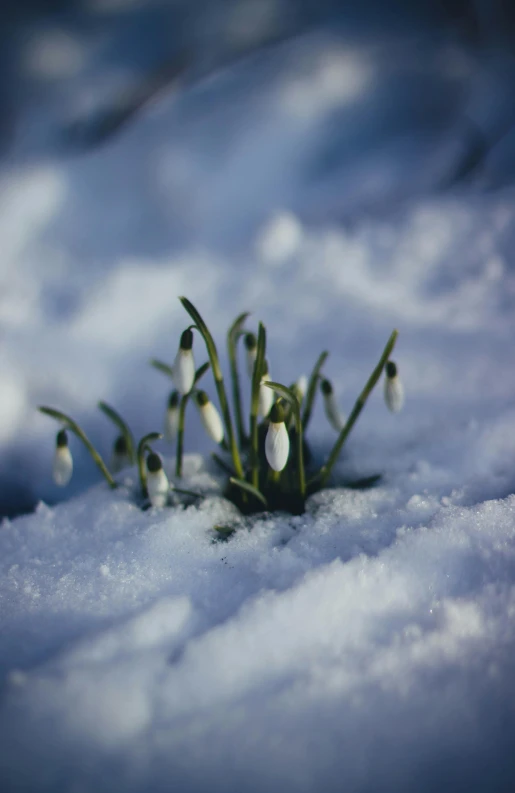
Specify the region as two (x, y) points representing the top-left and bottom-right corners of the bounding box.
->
(195, 390), (224, 444)
(258, 360), (274, 418)
(172, 329), (195, 395)
(110, 435), (131, 474)
(265, 402), (290, 472)
(244, 332), (258, 378)
(384, 361), (404, 413)
(164, 390), (180, 442)
(53, 429), (73, 486)
(321, 379), (345, 432)
(146, 453), (169, 508)
(294, 374), (308, 404)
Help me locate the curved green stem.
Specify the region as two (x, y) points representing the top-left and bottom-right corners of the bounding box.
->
(98, 401), (136, 463)
(180, 297), (244, 479)
(175, 363), (211, 478)
(38, 406), (116, 488)
(317, 329), (399, 489)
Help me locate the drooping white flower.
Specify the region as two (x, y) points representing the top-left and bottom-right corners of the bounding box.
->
(146, 453), (169, 508)
(258, 360), (274, 418)
(384, 361), (404, 413)
(321, 378), (345, 432)
(265, 402), (290, 472)
(244, 332), (258, 378)
(195, 390), (224, 444)
(294, 374), (308, 404)
(172, 328), (195, 395)
(53, 429), (73, 486)
(110, 434), (131, 474)
(164, 390), (180, 442)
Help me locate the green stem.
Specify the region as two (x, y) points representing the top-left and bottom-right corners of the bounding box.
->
(175, 362), (211, 478)
(137, 432), (162, 496)
(176, 394), (188, 478)
(180, 297), (244, 479)
(227, 311), (250, 448)
(317, 329), (399, 489)
(301, 350), (328, 431)
(98, 401), (136, 463)
(39, 406), (116, 489)
(250, 323), (267, 489)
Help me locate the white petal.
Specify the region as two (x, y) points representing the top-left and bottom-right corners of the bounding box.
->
(53, 446), (73, 486)
(258, 376), (274, 417)
(164, 407), (179, 442)
(147, 468), (169, 508)
(110, 452), (131, 474)
(200, 402), (224, 444)
(265, 422), (290, 471)
(323, 392), (345, 432)
(172, 350), (195, 395)
(384, 375), (404, 413)
(295, 374), (308, 401)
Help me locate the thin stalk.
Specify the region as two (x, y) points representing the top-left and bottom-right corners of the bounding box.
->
(180, 297), (244, 479)
(137, 432), (162, 496)
(229, 477), (268, 508)
(211, 452), (236, 477)
(175, 362), (211, 478)
(38, 406), (116, 488)
(150, 359), (175, 379)
(98, 401), (136, 463)
(264, 382), (305, 500)
(250, 323), (267, 489)
(317, 330), (399, 489)
(301, 351), (329, 431)
(227, 311), (250, 448)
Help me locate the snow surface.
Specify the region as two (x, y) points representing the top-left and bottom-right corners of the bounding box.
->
(2, 4), (515, 791)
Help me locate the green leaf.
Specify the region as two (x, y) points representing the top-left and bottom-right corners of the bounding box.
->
(302, 350), (329, 431)
(229, 477), (268, 508)
(137, 431), (163, 497)
(250, 322), (267, 489)
(150, 359), (175, 379)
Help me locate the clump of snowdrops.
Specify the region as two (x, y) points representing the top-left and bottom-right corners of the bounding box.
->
(39, 297), (403, 516)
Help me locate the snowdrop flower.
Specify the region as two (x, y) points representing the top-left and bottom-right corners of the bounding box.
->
(294, 374), (308, 404)
(146, 453), (169, 508)
(172, 328), (195, 395)
(195, 390), (224, 444)
(110, 435), (131, 474)
(244, 332), (258, 378)
(384, 360), (404, 413)
(258, 360), (274, 418)
(164, 390), (180, 442)
(265, 402), (290, 472)
(53, 429), (73, 486)
(321, 378), (345, 432)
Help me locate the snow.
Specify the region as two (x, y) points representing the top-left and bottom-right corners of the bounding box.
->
(2, 3), (515, 791)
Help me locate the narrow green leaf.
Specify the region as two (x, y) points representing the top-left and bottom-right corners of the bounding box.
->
(150, 359), (175, 379)
(250, 322), (267, 489)
(194, 361), (210, 384)
(318, 329), (398, 488)
(229, 477), (268, 508)
(98, 401), (136, 463)
(301, 350), (329, 431)
(227, 311), (250, 447)
(211, 452), (236, 477)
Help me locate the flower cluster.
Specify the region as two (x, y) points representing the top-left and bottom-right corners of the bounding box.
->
(39, 298), (402, 515)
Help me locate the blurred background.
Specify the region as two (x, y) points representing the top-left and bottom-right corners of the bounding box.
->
(2, 0), (515, 518)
